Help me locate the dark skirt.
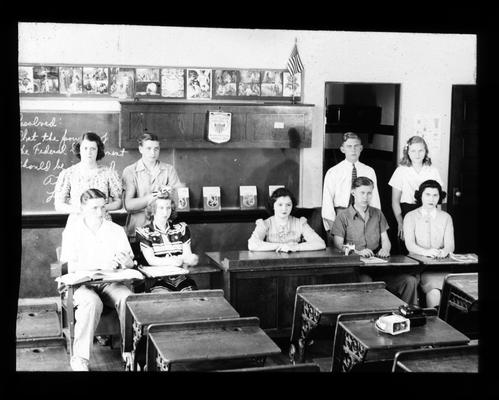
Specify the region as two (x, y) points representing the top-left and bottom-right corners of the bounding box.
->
(400, 202), (418, 218)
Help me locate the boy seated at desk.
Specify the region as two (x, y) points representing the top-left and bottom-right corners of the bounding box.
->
(60, 188), (135, 371)
(248, 187), (326, 252)
(135, 191), (198, 292)
(331, 176), (419, 305)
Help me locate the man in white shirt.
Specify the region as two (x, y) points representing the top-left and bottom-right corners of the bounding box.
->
(322, 132), (381, 232)
(61, 188), (135, 371)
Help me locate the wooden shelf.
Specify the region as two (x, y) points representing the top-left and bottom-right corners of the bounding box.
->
(119, 101), (314, 149)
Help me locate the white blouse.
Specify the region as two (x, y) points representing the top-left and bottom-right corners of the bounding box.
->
(388, 165), (443, 204)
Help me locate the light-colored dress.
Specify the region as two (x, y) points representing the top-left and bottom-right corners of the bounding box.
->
(54, 163), (122, 227)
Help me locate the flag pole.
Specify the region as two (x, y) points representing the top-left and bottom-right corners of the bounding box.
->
(292, 37), (297, 104)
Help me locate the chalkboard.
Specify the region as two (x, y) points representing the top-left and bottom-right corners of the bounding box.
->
(20, 111), (300, 214)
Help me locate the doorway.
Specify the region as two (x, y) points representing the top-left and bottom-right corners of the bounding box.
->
(447, 85), (478, 253)
(323, 82), (401, 248)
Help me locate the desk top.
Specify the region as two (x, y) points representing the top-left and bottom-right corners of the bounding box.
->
(148, 317), (281, 364)
(394, 344), (478, 373)
(298, 282), (406, 315)
(206, 248), (361, 271)
(446, 273), (478, 300)
(360, 255), (420, 267)
(339, 313), (470, 350)
(407, 253), (479, 266)
(126, 290), (239, 326)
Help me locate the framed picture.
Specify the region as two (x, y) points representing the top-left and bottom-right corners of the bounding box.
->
(33, 66), (59, 93)
(59, 66), (83, 95)
(238, 69), (261, 97)
(160, 68), (185, 98)
(135, 68), (160, 96)
(213, 69), (237, 97)
(186, 69), (212, 100)
(283, 72), (301, 97)
(83, 67), (109, 94)
(261, 70), (283, 97)
(109, 67), (135, 99)
(18, 66), (34, 94)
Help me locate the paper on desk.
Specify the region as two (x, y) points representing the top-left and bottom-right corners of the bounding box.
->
(138, 265), (189, 278)
(449, 253), (479, 263)
(360, 256), (389, 264)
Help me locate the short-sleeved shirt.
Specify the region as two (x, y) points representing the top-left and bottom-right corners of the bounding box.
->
(248, 216), (323, 245)
(54, 163), (122, 227)
(60, 217), (133, 273)
(388, 165), (443, 204)
(136, 220), (191, 260)
(122, 159), (182, 238)
(331, 205), (389, 251)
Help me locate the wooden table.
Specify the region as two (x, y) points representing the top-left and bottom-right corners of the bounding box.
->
(332, 309), (470, 372)
(205, 248), (362, 337)
(146, 317), (282, 372)
(289, 281), (407, 364)
(393, 344), (478, 373)
(439, 273), (479, 339)
(124, 289), (239, 371)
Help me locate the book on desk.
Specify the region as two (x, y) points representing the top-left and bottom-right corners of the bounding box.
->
(55, 268), (144, 285)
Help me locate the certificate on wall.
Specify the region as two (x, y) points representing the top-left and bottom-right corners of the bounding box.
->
(176, 187), (190, 212)
(203, 186), (221, 211)
(208, 111), (231, 144)
(239, 186), (257, 210)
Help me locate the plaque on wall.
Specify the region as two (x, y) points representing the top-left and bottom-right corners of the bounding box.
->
(208, 111), (231, 144)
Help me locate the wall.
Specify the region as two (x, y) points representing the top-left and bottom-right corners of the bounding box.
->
(19, 23), (477, 205)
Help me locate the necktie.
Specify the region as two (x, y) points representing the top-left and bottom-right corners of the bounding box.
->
(352, 163), (357, 185)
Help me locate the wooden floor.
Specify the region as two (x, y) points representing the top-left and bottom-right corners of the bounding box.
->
(16, 297), (331, 372)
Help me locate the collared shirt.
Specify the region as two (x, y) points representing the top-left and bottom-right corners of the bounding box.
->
(388, 165), (443, 204)
(60, 217), (133, 273)
(122, 159), (182, 238)
(322, 159), (381, 230)
(331, 205), (389, 251)
(403, 207), (454, 253)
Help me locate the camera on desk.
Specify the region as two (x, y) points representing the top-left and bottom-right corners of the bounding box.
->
(342, 243), (355, 256)
(375, 314), (410, 335)
(397, 305), (427, 327)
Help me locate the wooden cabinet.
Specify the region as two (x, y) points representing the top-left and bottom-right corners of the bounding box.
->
(119, 101), (313, 148)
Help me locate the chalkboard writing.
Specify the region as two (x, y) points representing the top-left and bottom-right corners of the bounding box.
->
(20, 112), (300, 214)
(20, 112), (129, 213)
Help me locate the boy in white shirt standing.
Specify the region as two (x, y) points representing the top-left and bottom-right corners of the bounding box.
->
(322, 132), (381, 234)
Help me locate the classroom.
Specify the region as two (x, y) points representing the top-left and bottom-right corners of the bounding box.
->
(16, 21), (480, 374)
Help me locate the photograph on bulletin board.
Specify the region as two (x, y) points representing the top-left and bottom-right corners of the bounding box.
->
(83, 67), (109, 94)
(261, 70), (283, 97)
(186, 69), (212, 100)
(109, 67), (135, 99)
(213, 69), (238, 97)
(59, 66), (83, 95)
(160, 68), (185, 98)
(135, 68), (161, 96)
(33, 66), (59, 94)
(238, 69), (261, 97)
(283, 72), (301, 97)
(18, 66), (34, 94)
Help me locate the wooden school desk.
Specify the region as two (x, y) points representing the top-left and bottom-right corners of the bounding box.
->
(439, 273), (479, 339)
(331, 309), (470, 372)
(146, 317), (282, 372)
(289, 281), (407, 364)
(123, 289), (239, 371)
(392, 344), (479, 373)
(358, 255), (421, 275)
(205, 249), (361, 337)
(406, 253), (479, 273)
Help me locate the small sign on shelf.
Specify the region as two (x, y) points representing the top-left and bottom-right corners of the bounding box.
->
(239, 186), (257, 210)
(176, 187), (190, 212)
(203, 186), (221, 211)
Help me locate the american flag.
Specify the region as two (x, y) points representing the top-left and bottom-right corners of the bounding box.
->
(287, 43), (304, 75)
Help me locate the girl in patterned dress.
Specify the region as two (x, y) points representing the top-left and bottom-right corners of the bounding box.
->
(248, 187), (326, 252)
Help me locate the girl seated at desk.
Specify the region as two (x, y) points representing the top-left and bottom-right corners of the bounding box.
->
(248, 187), (326, 252)
(331, 176), (419, 305)
(403, 180), (455, 309)
(135, 191), (198, 292)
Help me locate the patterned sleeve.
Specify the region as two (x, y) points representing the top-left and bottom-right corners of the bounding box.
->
(107, 167), (122, 201)
(136, 226), (153, 249)
(54, 168), (71, 206)
(179, 222), (192, 244)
